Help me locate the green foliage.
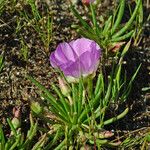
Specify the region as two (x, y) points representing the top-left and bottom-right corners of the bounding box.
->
(0, 55), (4, 73)
(119, 129), (150, 149)
(20, 39), (29, 62)
(21, 0), (53, 51)
(71, 0), (143, 56)
(0, 114), (47, 150)
(0, 0), (6, 16)
(28, 42), (141, 148)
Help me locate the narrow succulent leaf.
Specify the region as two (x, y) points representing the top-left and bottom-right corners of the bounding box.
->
(50, 107), (70, 124)
(103, 16), (112, 35)
(54, 139), (65, 150)
(102, 107), (129, 126)
(87, 78), (93, 99)
(111, 0), (125, 34)
(52, 84), (70, 116)
(5, 139), (13, 150)
(0, 55), (4, 72)
(78, 78), (84, 115)
(136, 0), (143, 24)
(77, 28), (99, 43)
(19, 134), (24, 148)
(72, 84), (79, 124)
(115, 64), (122, 90)
(89, 139), (108, 145)
(71, 5), (93, 32)
(27, 76), (67, 117)
(29, 113), (34, 127)
(31, 134), (47, 150)
(142, 87), (150, 91)
(111, 30), (134, 42)
(27, 0), (41, 20)
(45, 128), (61, 149)
(112, 0), (141, 38)
(79, 86), (104, 123)
(78, 106), (89, 123)
(9, 134), (21, 150)
(122, 64), (141, 99)
(94, 74), (103, 96)
(7, 118), (17, 136)
(90, 4), (97, 27)
(23, 121), (38, 148)
(90, 4), (101, 36)
(41, 93), (67, 116)
(0, 125), (5, 150)
(72, 84), (78, 114)
(103, 76), (112, 105)
(28, 122), (38, 139)
(41, 93), (70, 123)
(120, 40), (131, 61)
(128, 64), (141, 86)
(27, 76), (52, 97)
(108, 141), (121, 147)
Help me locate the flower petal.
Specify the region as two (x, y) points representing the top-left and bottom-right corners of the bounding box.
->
(69, 38), (97, 56)
(63, 50), (100, 77)
(50, 38), (102, 82)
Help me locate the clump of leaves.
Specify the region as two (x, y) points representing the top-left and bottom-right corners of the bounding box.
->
(28, 42), (141, 149)
(71, 0), (143, 57)
(0, 114), (47, 150)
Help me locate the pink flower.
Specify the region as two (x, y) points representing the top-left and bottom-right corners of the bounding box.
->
(50, 38), (101, 82)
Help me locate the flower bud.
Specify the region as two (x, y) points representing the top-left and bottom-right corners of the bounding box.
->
(58, 77), (70, 96)
(11, 118), (20, 129)
(11, 107), (21, 129)
(108, 42), (125, 53)
(30, 101), (42, 115)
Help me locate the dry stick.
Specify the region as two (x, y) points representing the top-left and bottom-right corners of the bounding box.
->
(111, 127), (150, 142)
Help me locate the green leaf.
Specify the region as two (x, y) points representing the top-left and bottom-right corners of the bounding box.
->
(0, 125), (5, 150)
(31, 134), (47, 150)
(9, 134), (21, 150)
(7, 118), (17, 136)
(100, 107), (129, 127)
(78, 78), (84, 115)
(0, 55), (4, 73)
(111, 0), (125, 34)
(71, 5), (93, 33)
(27, 75), (67, 117)
(103, 16), (112, 36)
(111, 30), (134, 42)
(52, 84), (70, 117)
(121, 64), (141, 101)
(112, 0), (141, 38)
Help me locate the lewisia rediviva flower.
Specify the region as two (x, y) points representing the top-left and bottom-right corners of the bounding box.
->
(50, 38), (101, 82)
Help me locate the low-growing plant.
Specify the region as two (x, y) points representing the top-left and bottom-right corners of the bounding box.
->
(28, 40), (141, 149)
(0, 113), (47, 150)
(118, 127), (150, 149)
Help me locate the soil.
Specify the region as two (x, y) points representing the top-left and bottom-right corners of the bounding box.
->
(0, 0), (150, 148)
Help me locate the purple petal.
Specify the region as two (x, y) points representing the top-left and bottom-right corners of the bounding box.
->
(69, 38), (95, 56)
(50, 38), (101, 80)
(63, 50), (100, 77)
(50, 42), (77, 68)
